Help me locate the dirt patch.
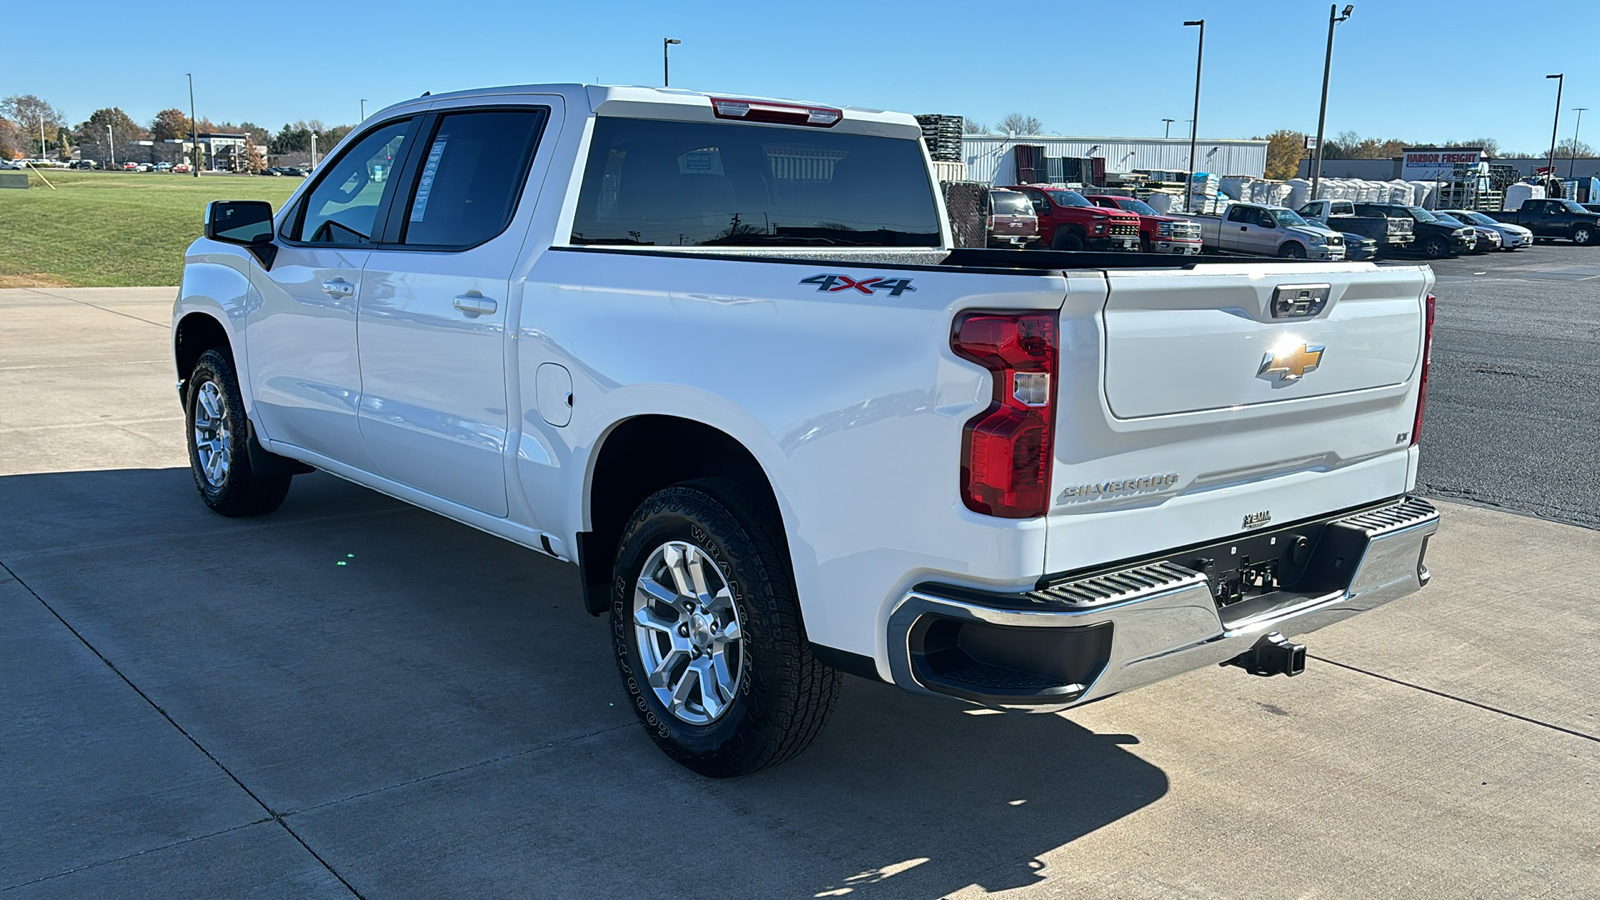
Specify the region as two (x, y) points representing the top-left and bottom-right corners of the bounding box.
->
(0, 273), (73, 288)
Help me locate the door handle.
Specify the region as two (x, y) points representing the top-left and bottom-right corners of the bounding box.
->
(321, 279), (355, 297)
(453, 294), (498, 316)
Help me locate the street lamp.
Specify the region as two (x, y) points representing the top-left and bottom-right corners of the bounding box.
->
(187, 73), (199, 178)
(1569, 107), (1587, 180)
(1162, 118), (1175, 138)
(107, 123), (115, 169)
(664, 38), (681, 87)
(1546, 74), (1563, 188)
(1183, 19), (1204, 213)
(1310, 4), (1354, 204)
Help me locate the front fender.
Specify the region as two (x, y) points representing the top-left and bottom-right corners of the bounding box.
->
(174, 240), (263, 425)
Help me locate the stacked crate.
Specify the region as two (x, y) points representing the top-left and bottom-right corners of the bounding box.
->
(916, 115), (965, 163)
(942, 181), (988, 248)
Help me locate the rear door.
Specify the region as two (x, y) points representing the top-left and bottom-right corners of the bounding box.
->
(355, 104), (554, 518)
(1220, 205), (1254, 251)
(1043, 262), (1431, 574)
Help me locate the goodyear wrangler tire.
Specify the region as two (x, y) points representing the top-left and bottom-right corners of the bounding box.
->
(610, 478), (841, 777)
(184, 349), (293, 517)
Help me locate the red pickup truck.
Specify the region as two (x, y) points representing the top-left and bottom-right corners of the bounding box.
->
(1086, 194), (1204, 255)
(1000, 184), (1141, 251)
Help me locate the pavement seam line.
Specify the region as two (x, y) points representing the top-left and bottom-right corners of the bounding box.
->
(284, 722), (638, 818)
(0, 559), (368, 900)
(20, 288), (169, 328)
(0, 818), (272, 893)
(1310, 654), (1600, 745)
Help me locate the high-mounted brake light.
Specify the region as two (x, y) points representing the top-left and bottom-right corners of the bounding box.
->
(952, 311), (1058, 518)
(1411, 292), (1436, 446)
(710, 97), (842, 127)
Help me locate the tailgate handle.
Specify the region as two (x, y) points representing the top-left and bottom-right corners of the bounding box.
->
(1271, 283), (1331, 319)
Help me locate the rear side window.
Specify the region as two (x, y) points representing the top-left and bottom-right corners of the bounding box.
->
(570, 117), (941, 247)
(294, 120), (411, 244)
(399, 109), (546, 247)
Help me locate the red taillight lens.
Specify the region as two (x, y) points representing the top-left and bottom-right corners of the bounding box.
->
(710, 97), (842, 127)
(952, 311), (1058, 518)
(1411, 292), (1436, 446)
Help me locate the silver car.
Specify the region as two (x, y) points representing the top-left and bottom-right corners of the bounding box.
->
(1438, 209), (1532, 250)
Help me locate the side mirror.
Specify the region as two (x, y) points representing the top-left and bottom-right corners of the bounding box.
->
(205, 201), (277, 268)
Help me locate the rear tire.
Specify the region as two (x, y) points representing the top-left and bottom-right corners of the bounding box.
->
(611, 478), (840, 777)
(184, 349), (293, 517)
(1573, 225), (1595, 245)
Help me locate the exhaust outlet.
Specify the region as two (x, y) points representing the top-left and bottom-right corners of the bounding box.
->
(1225, 631), (1306, 677)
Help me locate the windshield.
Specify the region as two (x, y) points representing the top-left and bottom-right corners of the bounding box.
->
(1044, 190), (1094, 208)
(1433, 214), (1465, 227)
(1560, 200), (1589, 214)
(1272, 208), (1310, 227)
(1452, 210), (1495, 225)
(570, 117), (942, 247)
(1406, 206), (1439, 223)
(1114, 198), (1158, 216)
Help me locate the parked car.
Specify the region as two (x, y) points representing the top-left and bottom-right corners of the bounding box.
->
(175, 84), (1440, 776)
(983, 189), (1039, 248)
(1297, 199), (1415, 256)
(259, 167), (283, 176)
(122, 161), (140, 171)
(1000, 185), (1142, 251)
(1350, 204), (1473, 259)
(1489, 197), (1600, 245)
(173, 163), (192, 173)
(67, 160), (98, 170)
(1436, 209), (1531, 250)
(1433, 213), (1498, 253)
(153, 162), (173, 173)
(1085, 194), (1203, 254)
(1340, 232), (1379, 261)
(1181, 202), (1346, 259)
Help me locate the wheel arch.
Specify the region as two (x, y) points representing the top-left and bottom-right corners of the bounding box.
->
(577, 414), (786, 616)
(174, 311), (233, 391)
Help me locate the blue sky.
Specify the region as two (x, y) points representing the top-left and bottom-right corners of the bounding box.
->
(8, 0), (1597, 153)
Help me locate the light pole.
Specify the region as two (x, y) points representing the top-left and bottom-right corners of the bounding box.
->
(107, 123), (115, 169)
(664, 38), (681, 87)
(1310, 4), (1354, 204)
(187, 73), (200, 177)
(1569, 107), (1587, 180)
(361, 99), (368, 121)
(1162, 118), (1175, 138)
(1546, 74), (1563, 188)
(1183, 19), (1204, 213)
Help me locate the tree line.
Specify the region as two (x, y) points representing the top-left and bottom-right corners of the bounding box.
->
(0, 93), (354, 165)
(1258, 128), (1597, 180)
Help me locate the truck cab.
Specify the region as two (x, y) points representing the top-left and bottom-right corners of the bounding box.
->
(1000, 185), (1140, 251)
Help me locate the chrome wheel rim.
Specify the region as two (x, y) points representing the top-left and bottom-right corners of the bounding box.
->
(632, 540), (744, 726)
(192, 380), (232, 488)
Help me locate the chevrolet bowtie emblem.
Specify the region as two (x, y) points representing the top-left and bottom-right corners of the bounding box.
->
(1258, 343), (1325, 383)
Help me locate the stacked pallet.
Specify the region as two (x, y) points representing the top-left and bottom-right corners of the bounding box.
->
(916, 115), (965, 163)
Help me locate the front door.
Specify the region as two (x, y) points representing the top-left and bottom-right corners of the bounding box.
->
(248, 117), (417, 470)
(356, 107), (550, 517)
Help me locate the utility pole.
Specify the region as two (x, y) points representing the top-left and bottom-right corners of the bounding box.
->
(40, 117), (46, 161)
(1162, 118), (1175, 138)
(311, 132), (318, 169)
(1546, 74), (1564, 189)
(1570, 107), (1587, 180)
(664, 38), (681, 87)
(361, 99), (367, 121)
(108, 123), (115, 168)
(1183, 19), (1204, 213)
(188, 73), (200, 177)
(1311, 5), (1354, 203)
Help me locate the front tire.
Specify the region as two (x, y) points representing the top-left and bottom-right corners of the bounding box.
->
(185, 349), (292, 517)
(1052, 229), (1085, 252)
(1278, 242), (1307, 259)
(611, 479), (840, 777)
(1423, 236), (1449, 258)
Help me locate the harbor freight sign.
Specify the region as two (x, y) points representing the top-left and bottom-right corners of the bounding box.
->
(1402, 147), (1484, 180)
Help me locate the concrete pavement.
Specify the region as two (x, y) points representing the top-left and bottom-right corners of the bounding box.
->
(2, 286), (1597, 899)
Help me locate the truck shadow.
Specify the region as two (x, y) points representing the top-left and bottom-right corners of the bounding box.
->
(1, 468), (1168, 898)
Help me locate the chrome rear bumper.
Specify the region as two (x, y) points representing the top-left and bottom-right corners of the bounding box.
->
(887, 496), (1439, 707)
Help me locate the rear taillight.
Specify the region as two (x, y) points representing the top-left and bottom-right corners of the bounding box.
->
(1411, 292), (1436, 446)
(952, 311), (1058, 518)
(710, 97), (842, 127)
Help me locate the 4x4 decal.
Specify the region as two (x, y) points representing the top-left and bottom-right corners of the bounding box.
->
(800, 274), (917, 297)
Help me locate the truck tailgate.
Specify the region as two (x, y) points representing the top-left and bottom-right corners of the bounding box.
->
(1044, 262), (1432, 576)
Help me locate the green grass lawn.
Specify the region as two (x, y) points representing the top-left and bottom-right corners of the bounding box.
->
(0, 170), (301, 287)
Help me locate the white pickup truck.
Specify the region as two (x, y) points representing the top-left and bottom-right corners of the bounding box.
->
(173, 84), (1439, 777)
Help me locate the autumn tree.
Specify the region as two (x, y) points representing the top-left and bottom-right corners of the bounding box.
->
(997, 112), (1043, 135)
(74, 108), (146, 165)
(1260, 129), (1307, 180)
(149, 108), (195, 142)
(243, 134), (266, 174)
(0, 115), (20, 160)
(1, 94), (67, 158)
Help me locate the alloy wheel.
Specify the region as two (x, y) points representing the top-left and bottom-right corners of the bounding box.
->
(192, 380), (232, 488)
(632, 540), (745, 725)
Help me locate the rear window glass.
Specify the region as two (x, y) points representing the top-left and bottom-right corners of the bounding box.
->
(399, 109), (546, 247)
(989, 191), (1033, 216)
(570, 117), (941, 247)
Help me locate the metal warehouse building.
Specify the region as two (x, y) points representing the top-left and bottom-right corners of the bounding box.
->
(962, 135), (1268, 184)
